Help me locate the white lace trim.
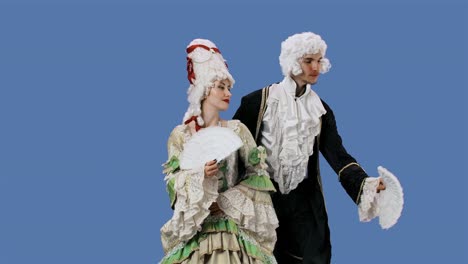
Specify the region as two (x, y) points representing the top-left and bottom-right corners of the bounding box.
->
(159, 241), (185, 263)
(261, 76), (326, 194)
(358, 177), (381, 222)
(217, 185), (278, 249)
(218, 188), (255, 217)
(160, 166), (219, 252)
(239, 230), (278, 264)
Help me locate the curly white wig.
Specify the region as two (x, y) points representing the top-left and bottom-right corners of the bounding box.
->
(183, 39), (235, 126)
(279, 32), (331, 77)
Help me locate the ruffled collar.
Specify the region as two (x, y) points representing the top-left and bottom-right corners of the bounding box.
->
(279, 75), (311, 98)
(262, 76), (326, 194)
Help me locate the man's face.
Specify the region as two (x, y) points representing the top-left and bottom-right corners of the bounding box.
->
(293, 53), (322, 86)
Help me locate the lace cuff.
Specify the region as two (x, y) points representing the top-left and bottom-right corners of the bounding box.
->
(358, 177), (381, 222)
(160, 167), (219, 252)
(217, 184), (278, 251)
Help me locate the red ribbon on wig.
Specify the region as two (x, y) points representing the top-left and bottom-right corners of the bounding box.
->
(184, 115), (202, 131)
(186, 44), (223, 84)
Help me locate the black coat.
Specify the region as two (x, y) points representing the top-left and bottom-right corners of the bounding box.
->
(233, 87), (368, 264)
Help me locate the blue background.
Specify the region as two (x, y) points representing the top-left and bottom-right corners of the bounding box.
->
(1, 0), (467, 263)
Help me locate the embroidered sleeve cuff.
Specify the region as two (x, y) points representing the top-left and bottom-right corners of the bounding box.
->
(337, 162), (369, 204)
(338, 162), (360, 181)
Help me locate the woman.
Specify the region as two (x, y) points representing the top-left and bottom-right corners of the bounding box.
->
(160, 39), (278, 264)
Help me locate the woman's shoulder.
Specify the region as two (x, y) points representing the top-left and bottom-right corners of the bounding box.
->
(226, 119), (242, 128)
(226, 120), (250, 135)
(168, 124), (189, 139)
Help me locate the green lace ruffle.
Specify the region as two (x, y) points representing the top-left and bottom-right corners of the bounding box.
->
(248, 146), (267, 166)
(240, 175), (276, 192)
(163, 155), (180, 175)
(163, 155), (180, 207)
(166, 177), (176, 207)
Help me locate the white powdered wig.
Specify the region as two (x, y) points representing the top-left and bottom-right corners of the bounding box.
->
(183, 39), (235, 126)
(279, 32), (332, 77)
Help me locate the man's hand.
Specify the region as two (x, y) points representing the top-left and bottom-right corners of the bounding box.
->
(377, 178), (386, 193)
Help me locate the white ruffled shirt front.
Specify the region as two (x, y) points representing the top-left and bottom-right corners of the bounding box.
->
(261, 76), (326, 194)
(260, 76), (392, 225)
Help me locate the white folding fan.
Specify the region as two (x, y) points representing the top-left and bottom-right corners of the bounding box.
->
(377, 166), (404, 229)
(179, 126), (243, 170)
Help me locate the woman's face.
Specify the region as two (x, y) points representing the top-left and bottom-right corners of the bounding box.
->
(204, 79), (232, 112)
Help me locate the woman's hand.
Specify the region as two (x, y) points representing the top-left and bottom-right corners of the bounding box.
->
(377, 178), (386, 193)
(204, 159), (218, 178)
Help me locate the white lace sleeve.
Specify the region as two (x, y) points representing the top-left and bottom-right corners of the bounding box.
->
(358, 177), (381, 222)
(161, 167), (218, 239)
(217, 184), (278, 252)
(160, 126), (219, 253)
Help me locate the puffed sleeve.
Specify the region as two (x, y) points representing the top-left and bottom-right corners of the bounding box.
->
(216, 121), (278, 252)
(160, 126), (219, 253)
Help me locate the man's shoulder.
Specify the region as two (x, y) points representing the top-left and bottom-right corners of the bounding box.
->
(320, 98), (332, 111)
(241, 87), (264, 101)
(241, 82), (278, 102)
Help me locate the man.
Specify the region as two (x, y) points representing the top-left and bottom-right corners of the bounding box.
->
(233, 32), (386, 264)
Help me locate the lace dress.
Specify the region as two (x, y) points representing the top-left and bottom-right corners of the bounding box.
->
(160, 120), (278, 264)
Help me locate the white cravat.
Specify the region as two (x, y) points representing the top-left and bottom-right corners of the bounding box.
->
(261, 76), (326, 194)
